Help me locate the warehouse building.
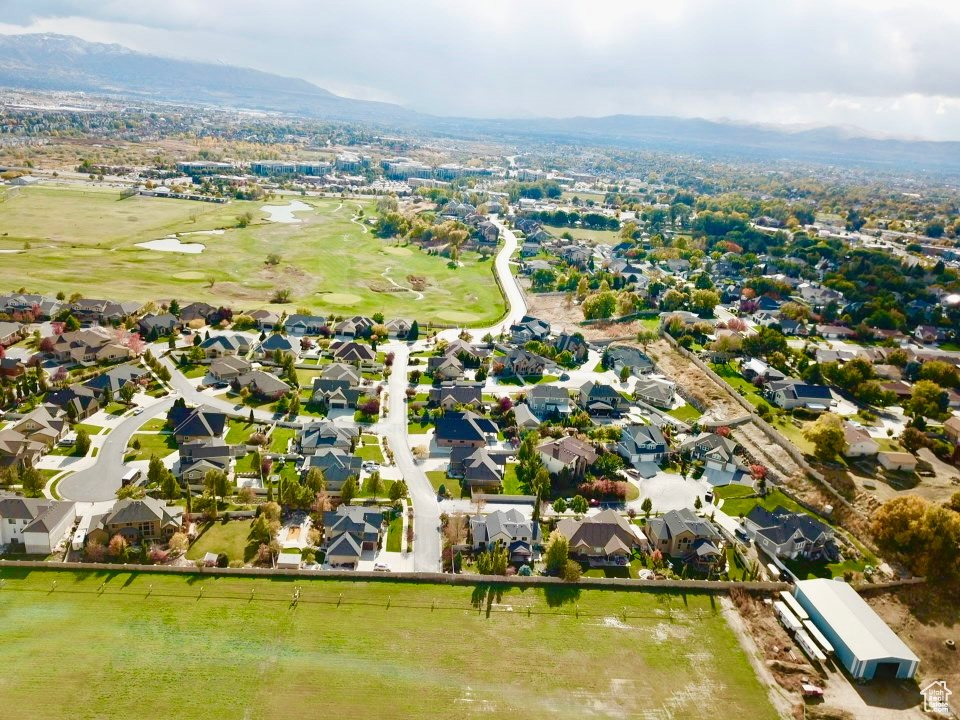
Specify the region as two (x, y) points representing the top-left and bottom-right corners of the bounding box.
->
(793, 579), (919, 680)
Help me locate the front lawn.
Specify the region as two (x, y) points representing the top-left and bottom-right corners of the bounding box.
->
(425, 470), (449, 493)
(137, 418), (168, 432)
(386, 515), (402, 552)
(497, 374), (560, 386)
(186, 519), (255, 564)
(667, 403), (702, 423)
(408, 419), (434, 435)
(718, 487), (809, 519)
(180, 364), (208, 379)
(356, 443), (385, 463)
(73, 422), (104, 436)
(126, 432), (178, 461)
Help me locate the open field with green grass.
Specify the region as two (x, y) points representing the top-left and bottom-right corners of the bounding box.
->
(0, 567), (778, 720)
(0, 185), (505, 324)
(543, 223), (620, 244)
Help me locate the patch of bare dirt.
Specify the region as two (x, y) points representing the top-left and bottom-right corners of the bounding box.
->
(865, 583), (960, 715)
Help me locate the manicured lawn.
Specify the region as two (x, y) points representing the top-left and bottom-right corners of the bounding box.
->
(126, 432), (177, 460)
(137, 417), (168, 432)
(502, 463), (524, 495)
(667, 403), (702, 423)
(269, 427), (295, 453)
(0, 568), (779, 720)
(497, 374), (560, 386)
(425, 470), (448, 493)
(180, 364), (208, 379)
(408, 419), (434, 435)
(543, 223), (620, 244)
(0, 187), (505, 324)
(356, 443), (385, 463)
(225, 419), (257, 444)
(717, 487), (809, 519)
(73, 422), (104, 436)
(103, 402), (128, 415)
(185, 519), (255, 564)
(386, 515), (402, 552)
(361, 434), (378, 445)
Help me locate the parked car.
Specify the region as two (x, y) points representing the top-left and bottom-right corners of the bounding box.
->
(373, 562), (390, 572)
(132, 407), (143, 416)
(362, 461), (380, 472)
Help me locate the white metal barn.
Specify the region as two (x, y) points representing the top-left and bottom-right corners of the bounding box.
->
(793, 579), (919, 680)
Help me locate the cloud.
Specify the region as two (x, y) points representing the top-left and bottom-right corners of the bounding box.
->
(1, 0), (959, 139)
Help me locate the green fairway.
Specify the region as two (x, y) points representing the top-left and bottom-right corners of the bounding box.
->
(0, 568), (778, 720)
(0, 185), (505, 324)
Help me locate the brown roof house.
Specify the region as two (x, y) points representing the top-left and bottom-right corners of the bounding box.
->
(537, 436), (597, 478)
(87, 496), (183, 545)
(643, 508), (723, 570)
(556, 509), (646, 564)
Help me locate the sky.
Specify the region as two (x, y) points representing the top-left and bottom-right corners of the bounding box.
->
(1, 0), (960, 140)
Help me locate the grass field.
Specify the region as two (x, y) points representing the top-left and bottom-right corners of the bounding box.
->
(543, 223), (620, 244)
(0, 568), (778, 720)
(186, 519), (256, 563)
(0, 185), (505, 324)
(126, 432), (177, 461)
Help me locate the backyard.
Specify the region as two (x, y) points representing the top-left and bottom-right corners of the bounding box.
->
(0, 186), (506, 323)
(185, 519), (256, 564)
(0, 567), (780, 720)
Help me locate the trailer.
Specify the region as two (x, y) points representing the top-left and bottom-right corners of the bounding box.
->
(782, 592), (809, 622)
(773, 600), (803, 634)
(803, 619), (835, 657)
(795, 628), (828, 663)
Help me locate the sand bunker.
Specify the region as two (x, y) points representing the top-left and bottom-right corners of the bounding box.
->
(262, 200), (311, 224)
(135, 236), (205, 254)
(317, 292), (363, 305)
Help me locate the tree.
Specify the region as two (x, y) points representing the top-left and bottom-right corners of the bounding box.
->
(872, 495), (960, 578)
(147, 454), (165, 487)
(919, 361), (960, 390)
(305, 468), (326, 493)
(340, 475), (358, 505)
(20, 466), (44, 497)
(116, 483), (145, 500)
(905, 379), (949, 420)
(169, 299), (180, 316)
(570, 495), (588, 514)
(160, 471), (180, 501)
(407, 320), (419, 342)
(74, 428), (91, 456)
(476, 542), (509, 575)
(802, 412), (847, 462)
(742, 327), (788, 359)
(641, 497), (653, 517)
(168, 532), (189, 555)
(581, 291), (617, 320)
(389, 479), (407, 502)
(694, 495), (703, 511)
(107, 534), (129, 560)
(119, 383), (136, 403)
(363, 471), (382, 502)
(203, 469), (230, 517)
(690, 289), (720, 317)
(543, 530), (569, 574)
(561, 559), (582, 582)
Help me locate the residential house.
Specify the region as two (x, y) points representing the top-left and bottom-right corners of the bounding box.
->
(429, 382), (483, 410)
(178, 438), (236, 483)
(525, 385), (572, 419)
(470, 509), (541, 564)
(0, 405), (67, 468)
(676, 432), (747, 486)
(745, 505), (836, 561)
(138, 313), (180, 338)
(208, 355), (251, 381)
(248, 309), (280, 331)
(513, 404), (540, 430)
(914, 325), (946, 344)
(449, 446), (503, 490)
(199, 334), (250, 358)
(553, 332), (589, 363)
(302, 448), (362, 493)
(330, 340), (376, 364)
(877, 451), (917, 472)
(604, 345), (654, 376)
(334, 316), (374, 338)
(557, 509), (645, 564)
(169, 405), (227, 444)
(617, 424), (667, 471)
(741, 357), (786, 384)
(0, 321), (24, 346)
(323, 506), (383, 567)
(70, 299), (142, 325)
(284, 314), (328, 335)
(427, 354), (464, 381)
(297, 421), (358, 454)
(321, 363), (362, 385)
(385, 318), (412, 338)
(767, 379), (833, 411)
(48, 327), (132, 365)
(44, 384), (100, 420)
(0, 357), (26, 377)
(434, 411), (498, 449)
(311, 378), (362, 410)
(86, 497), (183, 545)
(233, 370), (291, 400)
(179, 302), (217, 324)
(842, 423), (880, 458)
(537, 436), (598, 478)
(444, 339), (488, 366)
(83, 363), (147, 399)
(0, 494), (76, 553)
(816, 325), (858, 340)
(254, 334), (296, 360)
(643, 508), (723, 569)
(633, 376), (676, 409)
(509, 315), (551, 343)
(502, 347), (548, 377)
(578, 381), (625, 416)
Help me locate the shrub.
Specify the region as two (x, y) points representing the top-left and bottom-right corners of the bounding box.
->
(216, 553), (229, 568)
(561, 559), (582, 582)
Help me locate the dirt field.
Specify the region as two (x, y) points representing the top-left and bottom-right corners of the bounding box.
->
(866, 583), (960, 716)
(524, 290), (652, 342)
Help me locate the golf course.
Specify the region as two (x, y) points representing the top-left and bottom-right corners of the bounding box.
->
(0, 567), (778, 719)
(0, 184), (504, 324)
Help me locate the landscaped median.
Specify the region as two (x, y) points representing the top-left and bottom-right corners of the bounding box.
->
(0, 562), (784, 720)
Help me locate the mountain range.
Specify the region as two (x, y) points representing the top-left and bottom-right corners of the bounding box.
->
(2, 33), (959, 172)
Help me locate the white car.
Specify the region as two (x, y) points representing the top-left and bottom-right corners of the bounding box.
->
(362, 461), (380, 472)
(373, 562), (390, 572)
(132, 407), (143, 416)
